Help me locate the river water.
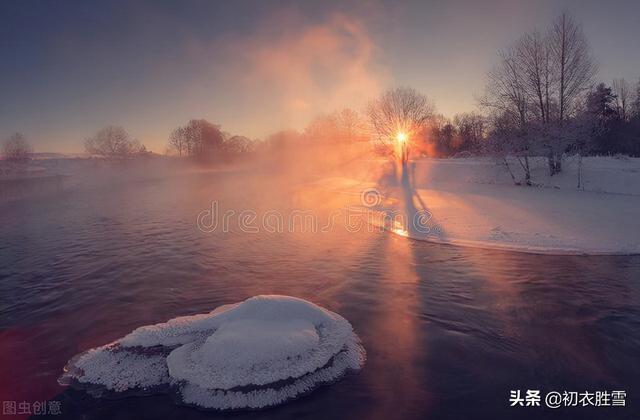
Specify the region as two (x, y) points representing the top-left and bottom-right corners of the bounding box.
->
(1, 168), (638, 419)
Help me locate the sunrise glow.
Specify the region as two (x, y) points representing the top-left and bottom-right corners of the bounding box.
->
(2, 2), (639, 419)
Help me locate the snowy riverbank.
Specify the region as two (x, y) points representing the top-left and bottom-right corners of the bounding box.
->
(320, 156), (640, 255)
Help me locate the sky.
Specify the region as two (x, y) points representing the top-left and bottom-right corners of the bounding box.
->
(1, 0), (639, 153)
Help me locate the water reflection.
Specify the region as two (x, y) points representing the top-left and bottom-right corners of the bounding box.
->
(0, 170), (638, 419)
(359, 233), (432, 420)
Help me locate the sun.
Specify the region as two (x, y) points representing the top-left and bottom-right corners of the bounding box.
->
(396, 131), (408, 144)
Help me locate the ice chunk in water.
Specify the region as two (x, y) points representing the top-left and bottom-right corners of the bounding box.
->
(60, 295), (365, 410)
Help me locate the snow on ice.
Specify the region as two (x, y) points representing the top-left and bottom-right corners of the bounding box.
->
(59, 295), (365, 410)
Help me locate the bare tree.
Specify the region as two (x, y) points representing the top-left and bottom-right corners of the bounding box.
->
(167, 119), (224, 160)
(85, 126), (144, 157)
(516, 30), (553, 124)
(367, 87), (435, 163)
(612, 78), (630, 121)
(482, 13), (597, 177)
(485, 112), (524, 185)
(453, 112), (485, 154)
(546, 13), (597, 174)
(634, 78), (640, 119)
(2, 132), (32, 162)
(335, 108), (368, 143)
(550, 13), (597, 123)
(480, 46), (529, 129)
(480, 45), (540, 184)
(184, 120), (202, 157)
(303, 108), (368, 146)
(304, 113), (341, 143)
(168, 127), (188, 157)
(185, 119), (224, 161)
(225, 135), (254, 155)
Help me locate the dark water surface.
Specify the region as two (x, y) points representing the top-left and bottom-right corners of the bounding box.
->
(1, 169), (639, 420)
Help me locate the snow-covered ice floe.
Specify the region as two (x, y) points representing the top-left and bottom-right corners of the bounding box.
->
(59, 295), (365, 410)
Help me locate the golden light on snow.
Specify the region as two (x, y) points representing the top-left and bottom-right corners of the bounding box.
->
(390, 219), (409, 237)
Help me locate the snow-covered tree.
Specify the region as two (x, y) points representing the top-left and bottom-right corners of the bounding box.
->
(481, 12), (597, 176)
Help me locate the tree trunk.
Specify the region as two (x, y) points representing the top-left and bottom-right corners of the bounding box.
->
(554, 153), (562, 174)
(577, 153), (583, 189)
(524, 156), (532, 186)
(503, 158), (519, 185)
(548, 152), (562, 176)
(559, 14), (566, 123)
(517, 156), (532, 186)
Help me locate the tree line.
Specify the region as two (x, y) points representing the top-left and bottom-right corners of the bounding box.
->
(3, 12), (639, 175)
(241, 12), (640, 175)
(167, 119), (255, 161)
(363, 12), (640, 185)
(479, 12), (640, 183)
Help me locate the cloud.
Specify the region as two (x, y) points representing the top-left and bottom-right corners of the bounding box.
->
(212, 11), (389, 132)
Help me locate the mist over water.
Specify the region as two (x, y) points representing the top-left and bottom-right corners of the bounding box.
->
(1, 151), (639, 419)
